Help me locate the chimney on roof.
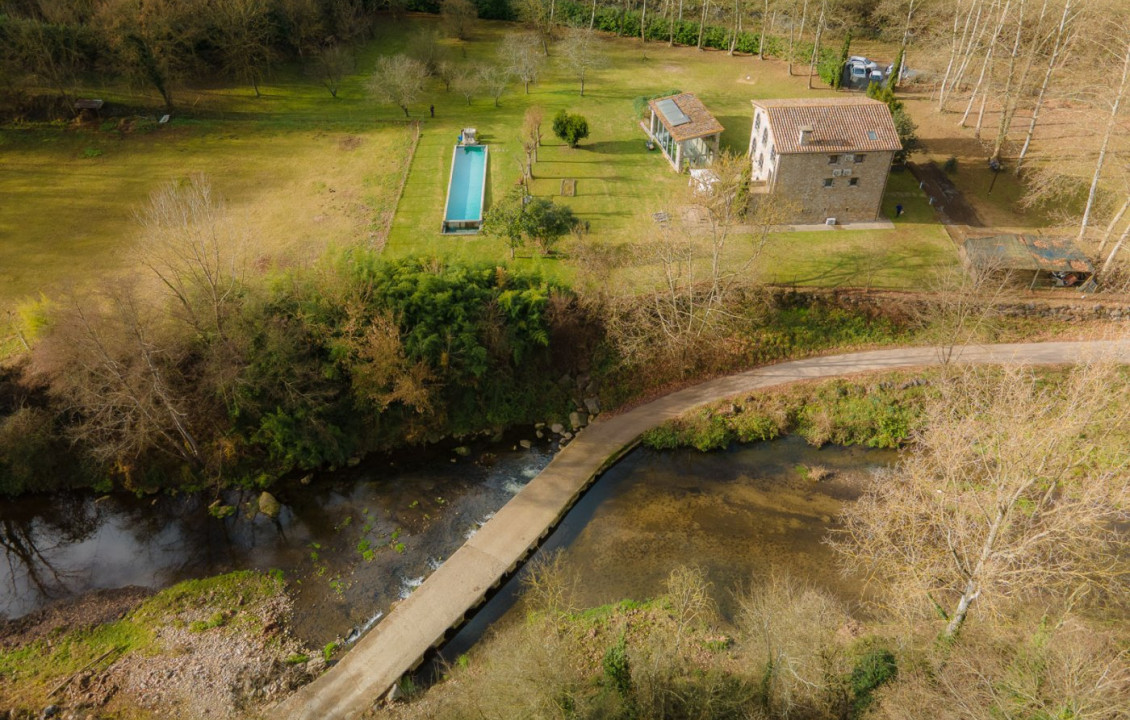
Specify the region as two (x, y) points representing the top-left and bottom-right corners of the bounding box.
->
(799, 125), (814, 145)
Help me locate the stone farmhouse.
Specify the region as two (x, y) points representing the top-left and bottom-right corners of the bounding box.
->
(748, 97), (902, 224)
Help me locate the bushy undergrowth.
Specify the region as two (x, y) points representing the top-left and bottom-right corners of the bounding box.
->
(642, 372), (930, 452)
(602, 291), (911, 414)
(0, 254), (590, 494)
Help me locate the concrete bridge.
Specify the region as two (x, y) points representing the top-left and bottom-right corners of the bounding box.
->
(275, 340), (1129, 719)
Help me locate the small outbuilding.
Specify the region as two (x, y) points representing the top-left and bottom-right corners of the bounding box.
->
(644, 93), (724, 172)
(961, 234), (1094, 288)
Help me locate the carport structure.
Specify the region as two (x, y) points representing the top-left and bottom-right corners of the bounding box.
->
(961, 234), (1094, 288)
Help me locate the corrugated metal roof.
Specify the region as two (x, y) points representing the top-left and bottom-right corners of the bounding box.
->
(648, 93), (725, 142)
(963, 235), (1094, 274)
(751, 97), (902, 154)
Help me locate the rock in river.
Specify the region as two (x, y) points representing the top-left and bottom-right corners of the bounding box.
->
(258, 491), (282, 519)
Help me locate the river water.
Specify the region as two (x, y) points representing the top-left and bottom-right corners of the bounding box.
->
(0, 434), (894, 655)
(437, 436), (895, 664)
(0, 440), (555, 646)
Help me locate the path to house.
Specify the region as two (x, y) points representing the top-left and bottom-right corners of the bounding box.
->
(275, 339), (1130, 720)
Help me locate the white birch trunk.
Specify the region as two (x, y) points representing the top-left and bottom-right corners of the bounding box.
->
(1016, 0), (1073, 174)
(1099, 196), (1130, 252)
(1079, 36), (1130, 242)
(961, 0), (1010, 128)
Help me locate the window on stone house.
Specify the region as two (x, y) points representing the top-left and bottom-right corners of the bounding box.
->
(823, 178), (834, 188)
(769, 146), (775, 162)
(762, 128), (768, 145)
(828, 154), (839, 164)
(849, 177), (859, 186)
(854, 154), (865, 163)
(755, 114), (761, 131)
(757, 153), (764, 169)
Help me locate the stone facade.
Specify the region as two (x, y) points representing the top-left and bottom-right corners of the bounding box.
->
(767, 149), (895, 224)
(748, 99), (901, 224)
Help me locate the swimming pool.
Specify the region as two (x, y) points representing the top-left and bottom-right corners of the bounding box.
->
(442, 144), (488, 233)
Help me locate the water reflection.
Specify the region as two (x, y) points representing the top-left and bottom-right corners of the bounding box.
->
(0, 442), (555, 647)
(437, 436), (896, 666)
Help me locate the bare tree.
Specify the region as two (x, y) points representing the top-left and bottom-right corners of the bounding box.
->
(875, 615), (1130, 720)
(278, 0), (325, 57)
(134, 175), (246, 342)
(738, 571), (851, 718)
(366, 54), (428, 116)
(806, 0), (827, 89)
(441, 0), (478, 39)
(454, 64), (482, 105)
(213, 0), (274, 97)
(558, 26), (608, 97)
(603, 151), (787, 367)
(520, 106), (545, 180)
(1078, 25), (1130, 241)
(831, 362), (1130, 639)
(1016, 0), (1077, 173)
(514, 0), (555, 55)
(499, 31), (545, 93)
(38, 284), (205, 470)
(665, 566), (716, 655)
(914, 260), (1010, 366)
(310, 44), (354, 98)
(479, 63), (509, 107)
(436, 59), (458, 92)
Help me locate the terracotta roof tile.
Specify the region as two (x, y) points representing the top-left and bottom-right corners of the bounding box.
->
(648, 93), (725, 142)
(752, 97), (902, 154)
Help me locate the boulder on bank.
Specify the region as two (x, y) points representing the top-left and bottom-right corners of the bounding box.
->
(258, 492), (281, 519)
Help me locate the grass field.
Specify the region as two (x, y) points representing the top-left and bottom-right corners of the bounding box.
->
(377, 17), (955, 288)
(0, 122), (413, 304)
(1, 13), (957, 335)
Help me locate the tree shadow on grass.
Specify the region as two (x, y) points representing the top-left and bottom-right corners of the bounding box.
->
(584, 139), (653, 155)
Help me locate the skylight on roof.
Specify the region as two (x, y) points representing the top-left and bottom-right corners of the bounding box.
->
(656, 98), (691, 127)
(867, 130), (878, 140)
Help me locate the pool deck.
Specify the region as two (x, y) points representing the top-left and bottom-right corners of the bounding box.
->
(273, 339), (1130, 720)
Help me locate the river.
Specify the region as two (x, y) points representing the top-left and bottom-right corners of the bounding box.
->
(0, 435), (894, 657)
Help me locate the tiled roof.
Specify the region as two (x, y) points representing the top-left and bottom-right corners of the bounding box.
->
(649, 93), (725, 142)
(752, 97), (902, 154)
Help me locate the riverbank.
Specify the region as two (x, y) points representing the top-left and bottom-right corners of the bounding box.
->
(0, 571), (316, 719)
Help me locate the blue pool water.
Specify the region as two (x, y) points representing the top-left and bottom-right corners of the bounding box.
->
(444, 145), (487, 224)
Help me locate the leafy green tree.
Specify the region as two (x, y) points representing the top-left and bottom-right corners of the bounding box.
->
(522, 196), (578, 254)
(867, 82), (918, 163)
(552, 109), (590, 148)
(482, 188), (529, 259)
(834, 30), (851, 90)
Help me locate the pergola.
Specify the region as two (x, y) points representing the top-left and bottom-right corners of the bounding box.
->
(644, 93), (724, 172)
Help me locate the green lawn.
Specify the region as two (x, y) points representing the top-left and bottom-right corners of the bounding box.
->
(760, 170), (957, 289)
(379, 17), (956, 288)
(0, 12), (958, 333)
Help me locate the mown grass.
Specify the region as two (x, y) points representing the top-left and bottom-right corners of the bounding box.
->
(0, 570), (285, 708)
(374, 16), (956, 286)
(0, 120), (413, 311)
(1, 13), (956, 347)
